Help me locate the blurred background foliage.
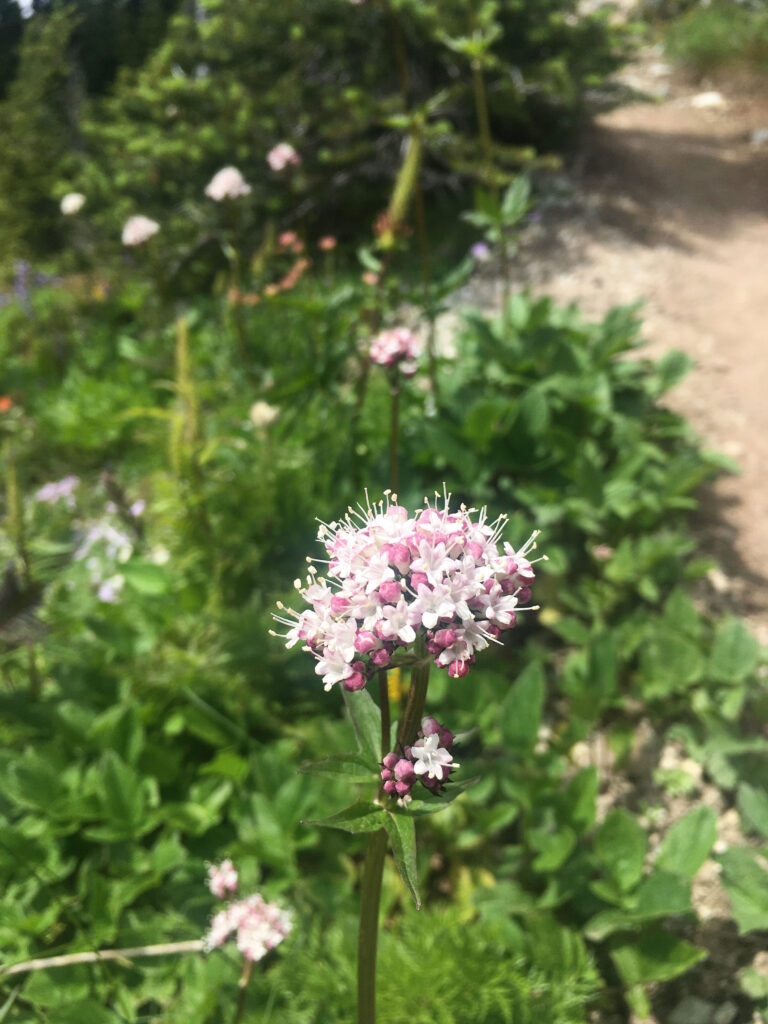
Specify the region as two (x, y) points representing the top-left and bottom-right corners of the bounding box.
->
(1, 1), (767, 1023)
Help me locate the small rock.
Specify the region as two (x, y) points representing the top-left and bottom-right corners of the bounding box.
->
(669, 996), (715, 1024)
(649, 62), (672, 78)
(751, 128), (768, 146)
(713, 1003), (738, 1024)
(707, 567), (731, 594)
(691, 91), (726, 110)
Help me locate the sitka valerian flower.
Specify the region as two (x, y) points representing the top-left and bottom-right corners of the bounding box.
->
(381, 716), (459, 804)
(204, 861), (291, 963)
(267, 142), (301, 172)
(122, 215), (160, 247)
(271, 489), (543, 691)
(368, 327), (421, 376)
(205, 166), (252, 201)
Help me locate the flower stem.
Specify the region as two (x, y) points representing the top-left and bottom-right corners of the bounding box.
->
(378, 670), (391, 757)
(388, 369), (400, 494)
(232, 958), (254, 1024)
(357, 827), (388, 1024)
(397, 640), (430, 749)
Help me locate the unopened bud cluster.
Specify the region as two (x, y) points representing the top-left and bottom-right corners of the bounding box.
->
(272, 490), (542, 692)
(381, 716), (458, 803)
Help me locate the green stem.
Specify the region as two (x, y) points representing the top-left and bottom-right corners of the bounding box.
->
(233, 958), (254, 1024)
(397, 640), (430, 749)
(389, 370), (400, 494)
(357, 828), (388, 1024)
(378, 670), (391, 757)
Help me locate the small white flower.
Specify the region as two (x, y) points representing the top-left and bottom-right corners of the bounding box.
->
(60, 192), (85, 215)
(122, 215), (160, 247)
(205, 166), (252, 201)
(249, 401), (280, 429)
(411, 734), (459, 781)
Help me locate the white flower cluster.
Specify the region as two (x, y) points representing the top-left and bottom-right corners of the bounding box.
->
(204, 861), (291, 963)
(273, 490), (542, 692)
(205, 166), (252, 201)
(60, 193), (86, 215)
(121, 215), (160, 247)
(368, 327), (421, 376)
(35, 475), (79, 508)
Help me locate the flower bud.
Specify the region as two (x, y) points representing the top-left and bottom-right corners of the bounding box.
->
(354, 630), (381, 654)
(371, 647), (391, 667)
(448, 660), (469, 679)
(378, 580), (402, 604)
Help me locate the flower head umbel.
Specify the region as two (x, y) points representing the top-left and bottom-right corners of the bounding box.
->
(368, 327), (421, 376)
(271, 489), (542, 692)
(122, 215), (160, 247)
(381, 716), (458, 805)
(207, 858), (239, 898)
(60, 192), (85, 215)
(204, 861), (291, 962)
(205, 166), (252, 201)
(267, 143), (301, 172)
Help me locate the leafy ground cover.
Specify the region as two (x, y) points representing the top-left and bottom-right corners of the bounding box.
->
(1, 253), (766, 1021)
(0, 2), (766, 1021)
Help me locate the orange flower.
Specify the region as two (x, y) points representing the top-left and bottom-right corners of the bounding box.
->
(318, 235), (337, 251)
(278, 231), (298, 249)
(362, 271), (379, 287)
(0, 396), (13, 413)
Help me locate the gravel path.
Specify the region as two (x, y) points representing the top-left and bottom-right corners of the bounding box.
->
(473, 56), (768, 640)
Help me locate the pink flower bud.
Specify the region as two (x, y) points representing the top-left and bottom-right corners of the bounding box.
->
(421, 716), (441, 736)
(343, 661), (368, 691)
(410, 572), (429, 589)
(394, 758), (415, 782)
(433, 628), (458, 649)
(330, 595), (350, 614)
(383, 779), (397, 795)
(385, 543), (411, 574)
(371, 647), (391, 667)
(382, 752), (398, 770)
(378, 580), (402, 604)
(354, 630), (381, 654)
(395, 780), (412, 797)
(439, 728), (454, 748)
(448, 660), (469, 679)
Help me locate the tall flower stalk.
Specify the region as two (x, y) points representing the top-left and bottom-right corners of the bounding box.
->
(272, 490), (543, 1023)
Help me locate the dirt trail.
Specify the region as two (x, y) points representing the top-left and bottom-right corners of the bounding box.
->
(501, 58), (768, 640)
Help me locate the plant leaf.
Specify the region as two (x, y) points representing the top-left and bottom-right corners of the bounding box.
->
(298, 753), (379, 782)
(303, 800), (385, 834)
(656, 806), (716, 877)
(611, 930), (706, 985)
(343, 688), (382, 763)
(384, 810), (420, 908)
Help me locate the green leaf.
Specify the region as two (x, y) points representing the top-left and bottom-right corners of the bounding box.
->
(584, 871), (692, 940)
(588, 632), (617, 704)
(740, 965), (768, 999)
(737, 782), (768, 839)
(718, 847), (768, 934)
(500, 662), (544, 751)
(99, 751), (146, 834)
(303, 800), (385, 834)
(383, 811), (420, 908)
(562, 768), (598, 834)
(595, 809), (646, 893)
(343, 688), (382, 763)
(611, 930), (706, 985)
(530, 826), (576, 872)
(405, 776), (481, 816)
(48, 1000), (121, 1024)
(656, 806), (716, 877)
(122, 560), (169, 595)
(298, 753), (378, 782)
(710, 618), (759, 683)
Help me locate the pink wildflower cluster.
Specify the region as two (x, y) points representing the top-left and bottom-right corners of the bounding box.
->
(267, 142), (301, 172)
(381, 716), (458, 804)
(272, 490), (541, 691)
(207, 858), (238, 898)
(204, 861), (291, 963)
(368, 327), (421, 376)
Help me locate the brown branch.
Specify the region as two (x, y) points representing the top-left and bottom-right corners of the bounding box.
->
(1, 940), (205, 978)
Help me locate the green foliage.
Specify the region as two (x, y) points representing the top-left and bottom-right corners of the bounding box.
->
(665, 1), (768, 75)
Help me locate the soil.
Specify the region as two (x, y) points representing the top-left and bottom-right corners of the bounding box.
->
(472, 50), (768, 642)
